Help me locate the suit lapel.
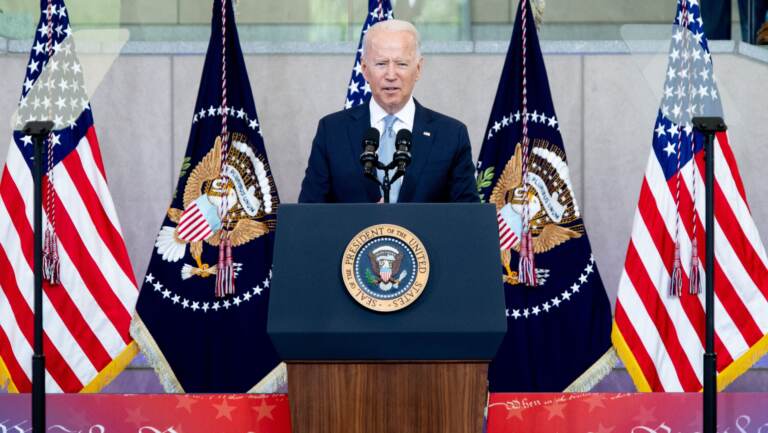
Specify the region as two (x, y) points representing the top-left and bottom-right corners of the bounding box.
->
(346, 103), (381, 202)
(399, 100), (434, 202)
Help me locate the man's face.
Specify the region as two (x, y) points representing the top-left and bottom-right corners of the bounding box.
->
(361, 29), (422, 114)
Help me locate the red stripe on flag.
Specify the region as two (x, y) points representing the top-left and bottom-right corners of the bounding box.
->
(0, 168), (33, 265)
(50, 189), (133, 344)
(638, 179), (734, 368)
(625, 241), (702, 390)
(693, 154), (768, 299)
(614, 302), (664, 391)
(62, 150), (136, 285)
(3, 168), (118, 373)
(0, 321), (31, 391)
(0, 243), (83, 391)
(669, 176), (763, 352)
(86, 127), (107, 181)
(714, 132), (747, 204)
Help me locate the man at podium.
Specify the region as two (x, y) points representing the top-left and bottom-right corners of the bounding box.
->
(298, 20), (479, 203)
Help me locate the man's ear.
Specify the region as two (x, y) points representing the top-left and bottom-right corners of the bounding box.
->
(415, 56), (423, 81)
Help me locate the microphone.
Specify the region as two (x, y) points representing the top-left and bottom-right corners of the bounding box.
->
(360, 127), (380, 177)
(393, 129), (412, 173)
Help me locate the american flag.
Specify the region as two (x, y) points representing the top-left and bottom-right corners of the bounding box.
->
(612, 0), (768, 391)
(0, 0), (138, 393)
(344, 0), (393, 109)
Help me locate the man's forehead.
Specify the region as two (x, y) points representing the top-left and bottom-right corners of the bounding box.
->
(366, 30), (417, 51)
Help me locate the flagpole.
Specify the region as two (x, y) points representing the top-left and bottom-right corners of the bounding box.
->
(23, 120), (54, 433)
(692, 116), (726, 433)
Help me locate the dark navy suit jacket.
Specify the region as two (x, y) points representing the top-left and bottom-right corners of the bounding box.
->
(298, 101), (480, 203)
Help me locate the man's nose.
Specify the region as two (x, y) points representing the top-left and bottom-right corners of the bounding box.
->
(384, 63), (397, 79)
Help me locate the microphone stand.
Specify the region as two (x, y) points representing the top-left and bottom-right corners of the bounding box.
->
(23, 120), (54, 433)
(364, 161), (403, 204)
(692, 116), (727, 433)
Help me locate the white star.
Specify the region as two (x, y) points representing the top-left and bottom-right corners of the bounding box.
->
(586, 264), (594, 274)
(655, 123), (666, 137)
(675, 84), (685, 100)
(710, 88), (718, 100)
(53, 115), (63, 128)
(50, 133), (61, 146)
(684, 123), (693, 136)
(531, 306), (541, 316)
(18, 97), (27, 109)
(207, 105), (216, 116)
(202, 303), (210, 312)
(344, 99), (353, 109)
(55, 24), (64, 37)
(254, 286), (263, 295)
(523, 308), (530, 318)
(249, 119), (259, 130)
(348, 81), (359, 95)
(661, 105), (670, 117)
(363, 82), (371, 95)
(212, 302), (220, 311)
(513, 111), (521, 122)
(667, 66), (677, 81)
(511, 309), (521, 319)
(579, 274), (588, 284)
(547, 116), (558, 128)
(20, 135), (33, 146)
(703, 51), (711, 64)
(181, 299), (190, 308)
(162, 289), (171, 298)
(32, 41), (46, 56)
(673, 30), (684, 43)
(236, 108), (245, 119)
(667, 123), (679, 136)
(64, 26), (72, 38)
(55, 97), (67, 109)
(669, 48), (680, 61)
(353, 61), (363, 76)
(58, 78), (69, 91)
(542, 302), (551, 312)
(28, 60), (39, 73)
(222, 299), (231, 309)
(551, 297), (561, 307)
(198, 108), (206, 118)
(71, 62), (81, 74)
(37, 23), (49, 37)
(562, 291), (572, 301)
(492, 121), (501, 132)
(23, 77), (34, 93)
(191, 302), (200, 311)
(233, 297), (242, 306)
(243, 292), (252, 301)
(172, 294), (181, 304)
(501, 116), (509, 127)
(697, 85), (709, 98)
(671, 104), (682, 118)
(663, 141), (676, 157)
(693, 31), (703, 44)
(81, 98), (90, 111)
(49, 60), (58, 72)
(52, 41), (62, 54)
(145, 274), (156, 284)
(41, 97), (51, 109)
(58, 5), (67, 17)
(531, 110), (539, 123)
(686, 104), (697, 116)
(691, 49), (701, 62)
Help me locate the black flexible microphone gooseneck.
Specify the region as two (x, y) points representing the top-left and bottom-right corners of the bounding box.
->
(360, 127), (380, 178)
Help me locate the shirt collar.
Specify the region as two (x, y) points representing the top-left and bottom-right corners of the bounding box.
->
(369, 97), (416, 127)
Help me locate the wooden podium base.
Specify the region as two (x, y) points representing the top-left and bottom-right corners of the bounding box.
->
(287, 362), (488, 433)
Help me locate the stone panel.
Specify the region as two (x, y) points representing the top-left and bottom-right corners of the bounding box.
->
(583, 54), (663, 307)
(88, 55), (173, 284)
(0, 56), (27, 164)
(120, 0), (178, 25)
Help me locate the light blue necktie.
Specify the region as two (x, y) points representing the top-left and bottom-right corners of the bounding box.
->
(377, 114), (403, 202)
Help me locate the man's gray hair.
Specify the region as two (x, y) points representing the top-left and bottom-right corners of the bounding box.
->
(362, 19), (422, 59)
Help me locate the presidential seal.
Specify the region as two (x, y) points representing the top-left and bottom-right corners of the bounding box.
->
(341, 224), (429, 313)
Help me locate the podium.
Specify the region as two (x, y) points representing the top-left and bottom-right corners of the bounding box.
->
(267, 204), (506, 433)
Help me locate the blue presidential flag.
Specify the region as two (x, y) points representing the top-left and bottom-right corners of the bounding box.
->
(478, 0), (615, 391)
(344, 0), (393, 109)
(130, 0), (284, 392)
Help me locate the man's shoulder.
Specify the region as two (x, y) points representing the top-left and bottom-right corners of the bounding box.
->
(318, 103), (368, 126)
(417, 103), (467, 131)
